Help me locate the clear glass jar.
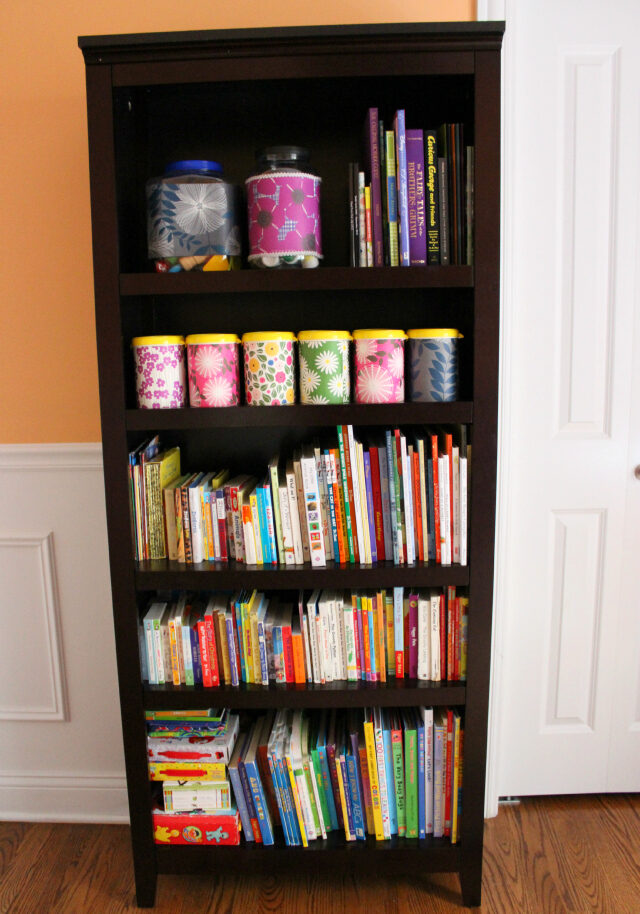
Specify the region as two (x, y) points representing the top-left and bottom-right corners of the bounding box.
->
(245, 146), (322, 268)
(146, 159), (241, 272)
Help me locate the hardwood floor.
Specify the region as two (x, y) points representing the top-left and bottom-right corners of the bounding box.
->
(1, 796), (638, 913)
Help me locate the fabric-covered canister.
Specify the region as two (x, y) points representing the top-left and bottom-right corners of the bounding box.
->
(298, 330), (351, 404)
(407, 328), (463, 402)
(241, 332), (297, 406)
(186, 334), (241, 407)
(132, 336), (186, 408)
(352, 329), (407, 404)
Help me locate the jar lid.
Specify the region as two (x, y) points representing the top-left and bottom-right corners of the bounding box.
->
(298, 330), (352, 341)
(186, 333), (240, 345)
(407, 328), (464, 339)
(242, 331), (297, 343)
(258, 146), (310, 167)
(132, 335), (185, 346)
(352, 329), (408, 340)
(164, 160), (223, 175)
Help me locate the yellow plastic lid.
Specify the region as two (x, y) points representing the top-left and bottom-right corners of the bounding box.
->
(298, 330), (352, 341)
(407, 328), (464, 339)
(185, 333), (240, 345)
(241, 331), (297, 343)
(131, 335), (184, 346)
(352, 329), (407, 340)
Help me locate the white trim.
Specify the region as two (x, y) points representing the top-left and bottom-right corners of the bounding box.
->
(476, 0), (506, 21)
(0, 773), (128, 824)
(484, 0), (511, 819)
(0, 533), (69, 722)
(0, 442), (103, 470)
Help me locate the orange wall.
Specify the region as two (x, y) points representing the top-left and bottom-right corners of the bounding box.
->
(1, 1), (474, 443)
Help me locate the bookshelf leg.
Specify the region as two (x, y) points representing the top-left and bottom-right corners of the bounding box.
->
(134, 864), (157, 908)
(459, 860), (482, 908)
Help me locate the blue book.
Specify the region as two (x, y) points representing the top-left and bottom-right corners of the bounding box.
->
(416, 708), (426, 838)
(261, 480), (278, 564)
(394, 109), (410, 266)
(382, 709), (398, 835)
(189, 626), (202, 685)
(356, 595), (366, 681)
(228, 729), (255, 841)
(225, 610), (239, 686)
(345, 747), (366, 840)
(244, 718), (275, 845)
(256, 485), (271, 564)
(363, 449), (377, 564)
(316, 710), (339, 831)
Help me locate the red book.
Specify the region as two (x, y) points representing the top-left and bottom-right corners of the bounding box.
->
(368, 445), (385, 561)
(204, 602), (220, 687)
(198, 618), (212, 687)
(412, 449), (423, 562)
(215, 490), (228, 561)
(362, 596), (372, 681)
(429, 433), (442, 564)
(281, 606), (295, 683)
(444, 710), (454, 837)
(341, 426), (360, 563)
(152, 808), (241, 845)
(329, 450), (348, 564)
(439, 594), (446, 680)
(447, 585), (456, 681)
(352, 593), (363, 680)
(453, 597), (460, 681)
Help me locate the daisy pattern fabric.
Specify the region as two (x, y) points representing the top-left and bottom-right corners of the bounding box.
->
(245, 172), (322, 261)
(132, 337), (186, 409)
(353, 331), (407, 404)
(186, 336), (240, 407)
(242, 333), (296, 406)
(298, 332), (351, 404)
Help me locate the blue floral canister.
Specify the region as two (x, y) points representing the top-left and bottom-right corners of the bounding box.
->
(407, 329), (463, 402)
(146, 160), (242, 272)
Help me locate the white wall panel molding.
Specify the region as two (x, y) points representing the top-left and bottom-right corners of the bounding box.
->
(543, 509), (606, 732)
(0, 533), (69, 721)
(0, 442), (103, 470)
(0, 773), (128, 824)
(555, 47), (620, 439)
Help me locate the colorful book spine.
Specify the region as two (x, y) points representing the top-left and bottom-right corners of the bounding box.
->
(364, 107), (384, 267)
(424, 129), (440, 264)
(384, 129), (399, 267)
(406, 128), (427, 265)
(394, 109), (410, 266)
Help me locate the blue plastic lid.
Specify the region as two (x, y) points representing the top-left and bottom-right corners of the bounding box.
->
(164, 159), (223, 175)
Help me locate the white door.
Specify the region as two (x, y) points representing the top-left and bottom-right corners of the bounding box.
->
(489, 0), (640, 797)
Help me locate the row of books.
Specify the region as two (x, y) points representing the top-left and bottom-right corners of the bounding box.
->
(140, 585), (468, 687)
(131, 424), (470, 567)
(148, 709), (243, 845)
(351, 108), (472, 268)
(148, 708), (463, 846)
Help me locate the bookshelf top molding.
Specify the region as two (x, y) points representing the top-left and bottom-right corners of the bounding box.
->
(78, 22), (505, 66)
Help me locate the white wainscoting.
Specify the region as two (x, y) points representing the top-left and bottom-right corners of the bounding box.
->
(0, 444), (128, 823)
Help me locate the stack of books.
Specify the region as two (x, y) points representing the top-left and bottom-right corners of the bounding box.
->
(350, 108), (472, 268)
(139, 586), (467, 687)
(130, 425), (469, 568)
(148, 709), (242, 845)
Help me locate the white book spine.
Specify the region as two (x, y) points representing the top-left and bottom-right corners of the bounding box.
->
(347, 426), (366, 561)
(344, 600), (358, 681)
(250, 496), (263, 565)
(400, 437), (415, 564)
(307, 594), (322, 684)
(286, 468), (304, 565)
(189, 486), (204, 564)
(374, 710), (391, 838)
(315, 450), (334, 561)
(417, 594), (431, 680)
(357, 443), (372, 564)
(418, 441), (429, 564)
(243, 516), (257, 566)
(328, 596), (339, 680)
(300, 454), (326, 567)
(393, 587), (404, 664)
(301, 613), (313, 683)
(460, 456), (468, 566)
(318, 597), (333, 682)
(438, 457), (450, 565)
(278, 483), (296, 566)
(422, 707), (434, 834)
(335, 593), (347, 681)
(153, 621), (165, 684)
(144, 620), (157, 684)
(452, 448), (460, 564)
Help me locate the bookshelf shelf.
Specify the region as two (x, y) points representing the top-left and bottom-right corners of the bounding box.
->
(135, 559), (470, 590)
(144, 679), (466, 710)
(126, 402), (474, 431)
(80, 20), (502, 909)
(120, 265), (473, 296)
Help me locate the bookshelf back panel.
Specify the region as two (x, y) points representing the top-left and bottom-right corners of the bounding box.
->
(113, 74), (474, 271)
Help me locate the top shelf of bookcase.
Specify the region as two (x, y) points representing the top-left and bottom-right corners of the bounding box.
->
(119, 267), (473, 297)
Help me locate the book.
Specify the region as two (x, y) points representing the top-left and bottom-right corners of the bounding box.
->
(244, 716), (275, 844)
(357, 170), (367, 267)
(394, 110), (410, 266)
(300, 444), (326, 567)
(424, 129), (440, 264)
(405, 128), (427, 265)
(152, 807), (241, 845)
(437, 155), (450, 266)
(363, 107), (384, 266)
(143, 446), (181, 560)
(384, 129), (399, 266)
(364, 185), (373, 267)
(402, 708), (418, 838)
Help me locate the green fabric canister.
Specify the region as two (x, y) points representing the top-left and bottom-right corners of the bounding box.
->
(298, 330), (352, 404)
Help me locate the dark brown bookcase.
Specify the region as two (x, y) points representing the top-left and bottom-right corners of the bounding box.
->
(78, 21), (503, 908)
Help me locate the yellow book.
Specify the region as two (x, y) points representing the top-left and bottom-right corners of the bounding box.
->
(363, 713), (384, 839)
(144, 446), (181, 559)
(376, 590), (386, 683)
(459, 596), (469, 680)
(356, 442), (372, 564)
(250, 592), (263, 684)
(285, 749), (308, 847)
(242, 590), (258, 684)
(335, 755), (354, 841)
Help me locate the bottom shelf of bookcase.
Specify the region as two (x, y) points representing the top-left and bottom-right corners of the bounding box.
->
(155, 833), (461, 875)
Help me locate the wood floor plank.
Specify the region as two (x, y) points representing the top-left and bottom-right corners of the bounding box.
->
(1, 797), (639, 913)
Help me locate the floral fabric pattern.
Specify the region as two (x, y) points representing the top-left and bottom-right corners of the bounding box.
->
(298, 340), (350, 405)
(243, 339), (296, 406)
(246, 172), (322, 259)
(146, 180), (241, 259)
(187, 342), (240, 408)
(134, 344), (186, 409)
(354, 338), (405, 404)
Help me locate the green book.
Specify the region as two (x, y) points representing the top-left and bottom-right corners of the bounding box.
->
(391, 710), (406, 837)
(402, 708), (418, 838)
(336, 425), (355, 562)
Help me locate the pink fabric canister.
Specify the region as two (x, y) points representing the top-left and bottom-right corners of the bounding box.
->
(352, 329), (408, 404)
(186, 334), (241, 407)
(132, 336), (186, 409)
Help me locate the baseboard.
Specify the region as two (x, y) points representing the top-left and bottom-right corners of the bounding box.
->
(0, 773), (129, 824)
